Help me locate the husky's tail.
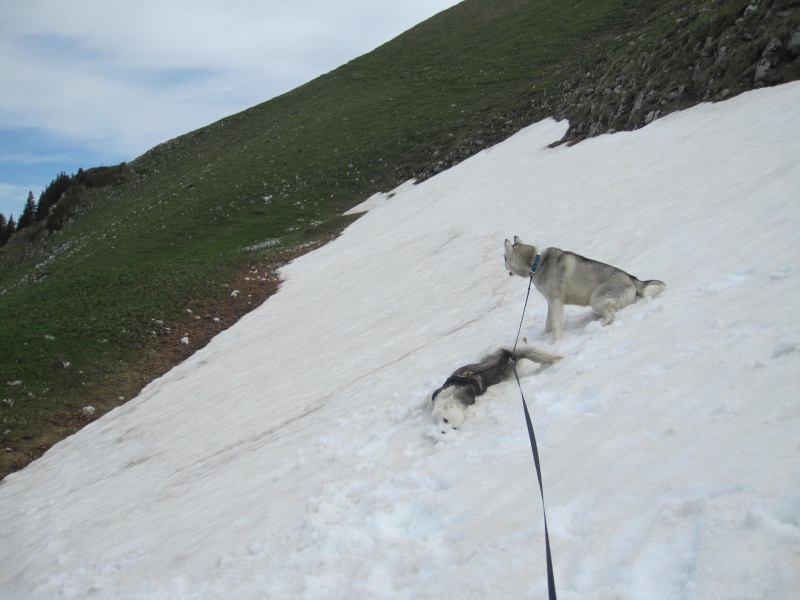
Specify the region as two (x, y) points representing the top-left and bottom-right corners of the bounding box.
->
(513, 344), (562, 365)
(635, 279), (666, 299)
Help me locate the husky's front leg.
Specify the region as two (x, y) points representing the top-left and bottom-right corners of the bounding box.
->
(547, 299), (564, 341)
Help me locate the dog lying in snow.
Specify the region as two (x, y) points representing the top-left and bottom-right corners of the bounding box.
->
(504, 236), (666, 341)
(431, 344), (561, 433)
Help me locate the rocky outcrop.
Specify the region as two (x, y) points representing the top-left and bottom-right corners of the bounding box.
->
(412, 1), (799, 181)
(553, 0), (800, 144)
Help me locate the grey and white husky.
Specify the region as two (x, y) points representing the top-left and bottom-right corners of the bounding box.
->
(504, 236), (666, 341)
(431, 344), (561, 433)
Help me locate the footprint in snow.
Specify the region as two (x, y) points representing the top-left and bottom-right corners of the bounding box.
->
(768, 266), (792, 281)
(691, 267), (758, 296)
(773, 337), (800, 358)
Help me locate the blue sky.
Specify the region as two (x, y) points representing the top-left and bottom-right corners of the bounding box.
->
(0, 0), (461, 220)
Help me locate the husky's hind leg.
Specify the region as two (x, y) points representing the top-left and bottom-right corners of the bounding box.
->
(590, 284), (635, 326)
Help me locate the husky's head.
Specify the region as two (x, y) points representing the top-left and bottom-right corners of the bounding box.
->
(504, 235), (538, 278)
(431, 389), (466, 434)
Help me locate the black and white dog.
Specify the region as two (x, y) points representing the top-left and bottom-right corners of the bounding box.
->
(431, 344), (561, 433)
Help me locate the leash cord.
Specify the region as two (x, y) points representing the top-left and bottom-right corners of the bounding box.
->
(511, 275), (557, 600)
(512, 275), (534, 356)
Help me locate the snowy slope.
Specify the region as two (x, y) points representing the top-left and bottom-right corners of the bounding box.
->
(1, 82), (799, 599)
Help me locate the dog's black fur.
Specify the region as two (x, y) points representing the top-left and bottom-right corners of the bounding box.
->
(432, 348), (517, 406)
(431, 345), (561, 433)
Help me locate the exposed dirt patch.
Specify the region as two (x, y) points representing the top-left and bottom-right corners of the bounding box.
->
(0, 249), (306, 479)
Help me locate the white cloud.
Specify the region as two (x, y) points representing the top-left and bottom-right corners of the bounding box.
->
(0, 0), (461, 160)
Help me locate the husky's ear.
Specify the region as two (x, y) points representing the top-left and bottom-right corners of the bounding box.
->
(505, 238), (513, 252)
(513, 235), (523, 245)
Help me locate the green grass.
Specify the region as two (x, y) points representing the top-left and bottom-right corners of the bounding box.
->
(0, 0), (779, 476)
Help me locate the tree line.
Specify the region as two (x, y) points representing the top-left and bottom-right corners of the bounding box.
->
(0, 164), (131, 248)
(0, 163), (127, 246)
(0, 171), (74, 247)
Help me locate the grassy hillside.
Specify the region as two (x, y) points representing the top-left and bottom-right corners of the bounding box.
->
(1, 0), (798, 477)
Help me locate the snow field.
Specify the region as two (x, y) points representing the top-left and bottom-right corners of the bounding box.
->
(0, 82), (799, 599)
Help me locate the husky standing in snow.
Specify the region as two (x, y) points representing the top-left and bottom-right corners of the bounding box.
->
(431, 344), (561, 433)
(504, 236), (666, 341)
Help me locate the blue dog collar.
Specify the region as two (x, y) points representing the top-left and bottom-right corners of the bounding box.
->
(530, 254), (541, 276)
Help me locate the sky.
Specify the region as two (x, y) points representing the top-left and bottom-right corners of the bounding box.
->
(1, 83), (798, 598)
(0, 0), (461, 220)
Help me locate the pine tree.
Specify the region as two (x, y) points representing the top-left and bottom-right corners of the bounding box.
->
(17, 191), (37, 230)
(1, 214), (15, 245)
(0, 213), (7, 246)
(36, 172), (72, 221)
(34, 190), (48, 221)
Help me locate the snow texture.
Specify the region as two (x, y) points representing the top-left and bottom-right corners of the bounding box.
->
(1, 82), (799, 599)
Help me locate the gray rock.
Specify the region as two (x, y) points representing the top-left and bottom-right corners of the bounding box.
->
(754, 58), (771, 83)
(645, 110), (661, 125)
(762, 37), (781, 57)
(788, 31), (800, 57)
(632, 92), (645, 112)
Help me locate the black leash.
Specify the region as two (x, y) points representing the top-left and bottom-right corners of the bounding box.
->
(512, 275), (534, 356)
(510, 274), (557, 600)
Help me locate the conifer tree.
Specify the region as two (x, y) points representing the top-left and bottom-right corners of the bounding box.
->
(17, 191), (37, 230)
(1, 214), (15, 245)
(0, 213), (7, 246)
(36, 172), (72, 221)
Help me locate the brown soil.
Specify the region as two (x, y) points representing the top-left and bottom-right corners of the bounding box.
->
(0, 249), (305, 479)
